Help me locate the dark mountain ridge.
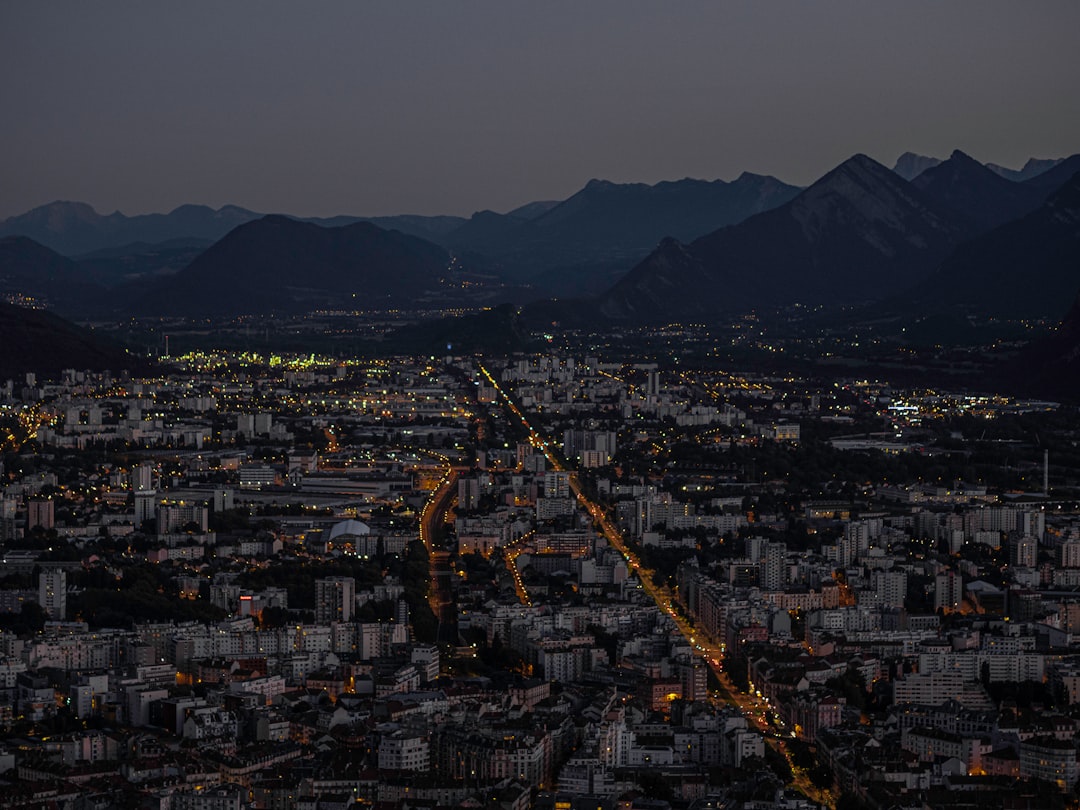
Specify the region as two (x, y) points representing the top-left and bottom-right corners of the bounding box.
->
(1022, 154), (1080, 195)
(0, 201), (259, 256)
(902, 171), (1080, 320)
(892, 152), (942, 181)
(0, 201), (467, 257)
(0, 236), (107, 315)
(0, 300), (144, 380)
(598, 154), (962, 322)
(73, 238), (213, 287)
(986, 156), (1064, 182)
(911, 149), (1049, 233)
(445, 173), (803, 285)
(133, 215), (453, 316)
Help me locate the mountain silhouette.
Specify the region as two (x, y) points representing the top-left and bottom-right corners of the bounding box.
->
(892, 152), (942, 181)
(0, 236), (108, 315)
(445, 173), (801, 288)
(1022, 154), (1080, 195)
(986, 157), (1064, 182)
(0, 200), (467, 257)
(599, 154), (961, 322)
(0, 300), (143, 380)
(904, 171), (1080, 320)
(0, 201), (260, 255)
(134, 216), (452, 316)
(911, 149), (1047, 233)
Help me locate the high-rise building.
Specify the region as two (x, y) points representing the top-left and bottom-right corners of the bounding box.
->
(760, 542), (787, 591)
(646, 370), (660, 398)
(934, 571), (963, 613)
(1010, 535), (1038, 569)
(236, 414), (255, 435)
(213, 489), (234, 512)
(0, 497), (16, 542)
(1061, 541), (1080, 569)
(873, 570), (908, 608)
(315, 576), (355, 624)
(135, 491), (159, 529)
(157, 501), (209, 535)
(39, 568), (66, 619)
(544, 471), (571, 499)
(27, 499), (54, 532)
(133, 463), (153, 492)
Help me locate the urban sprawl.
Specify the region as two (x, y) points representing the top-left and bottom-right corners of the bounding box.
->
(1, 346), (1079, 810)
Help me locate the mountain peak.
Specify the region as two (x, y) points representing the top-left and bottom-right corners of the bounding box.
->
(808, 153), (900, 194)
(583, 178), (617, 191)
(137, 217), (450, 317)
(16, 200), (104, 224)
(914, 150), (999, 186)
(947, 149), (981, 165)
(1022, 156), (1064, 175)
(892, 152), (942, 181)
(256, 213), (297, 226)
(987, 157), (1066, 183)
(912, 148), (1048, 232)
(732, 171), (778, 186)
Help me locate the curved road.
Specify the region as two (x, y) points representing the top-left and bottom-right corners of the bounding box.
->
(418, 458), (461, 644)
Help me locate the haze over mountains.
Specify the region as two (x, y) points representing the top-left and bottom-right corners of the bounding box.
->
(0, 149), (1077, 328)
(0, 201), (464, 257)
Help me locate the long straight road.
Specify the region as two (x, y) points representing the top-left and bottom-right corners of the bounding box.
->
(478, 363), (722, 660)
(478, 362), (834, 807)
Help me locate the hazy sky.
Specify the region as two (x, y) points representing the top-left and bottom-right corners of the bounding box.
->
(2, 1), (1078, 219)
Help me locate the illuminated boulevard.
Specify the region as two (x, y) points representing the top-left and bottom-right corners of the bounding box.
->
(418, 454), (461, 644)
(479, 362), (834, 807)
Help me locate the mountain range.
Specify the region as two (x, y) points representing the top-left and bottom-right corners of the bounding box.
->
(3, 146), (1080, 398)
(909, 149), (1048, 232)
(595, 150), (1079, 325)
(1, 149), (1077, 324)
(0, 201), (465, 257)
(443, 173), (802, 288)
(893, 152), (1064, 183)
(598, 154), (962, 321)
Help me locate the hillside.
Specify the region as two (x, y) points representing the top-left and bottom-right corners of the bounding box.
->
(0, 301), (144, 380)
(134, 216), (453, 316)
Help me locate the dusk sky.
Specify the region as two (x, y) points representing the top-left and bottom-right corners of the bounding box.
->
(3, 1), (1078, 220)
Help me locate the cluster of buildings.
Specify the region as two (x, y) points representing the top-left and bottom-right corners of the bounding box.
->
(0, 349), (1078, 809)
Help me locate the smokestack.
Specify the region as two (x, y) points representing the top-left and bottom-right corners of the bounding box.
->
(1044, 449), (1049, 496)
